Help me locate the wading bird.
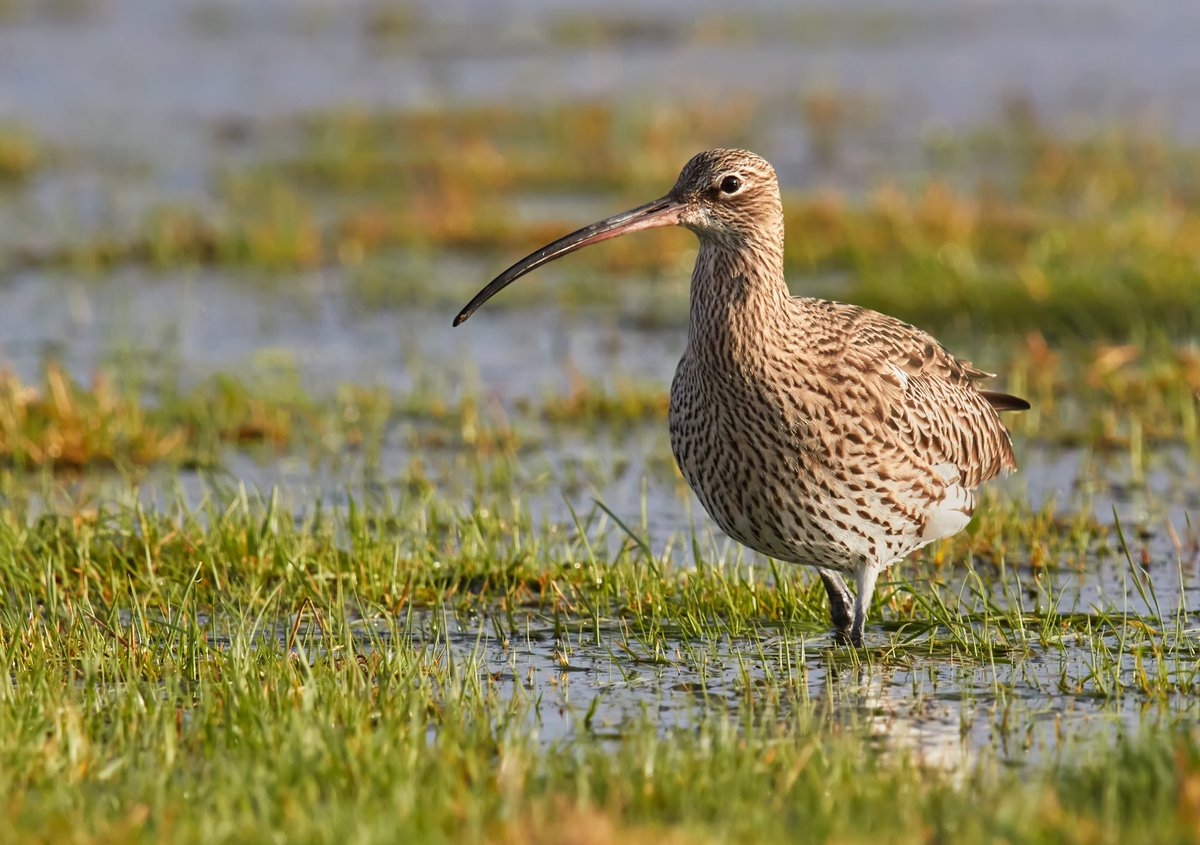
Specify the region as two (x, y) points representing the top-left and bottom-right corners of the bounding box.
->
(454, 149), (1028, 645)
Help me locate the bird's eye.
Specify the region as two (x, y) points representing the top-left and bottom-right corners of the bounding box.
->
(719, 175), (742, 195)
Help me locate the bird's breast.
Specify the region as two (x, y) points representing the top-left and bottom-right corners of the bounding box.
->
(668, 351), (834, 561)
(667, 347), (941, 570)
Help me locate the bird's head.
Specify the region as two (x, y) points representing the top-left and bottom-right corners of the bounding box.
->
(453, 149), (784, 326)
(668, 148), (783, 246)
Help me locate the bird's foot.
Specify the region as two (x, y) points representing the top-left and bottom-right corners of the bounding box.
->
(832, 626), (864, 648)
(831, 599), (867, 648)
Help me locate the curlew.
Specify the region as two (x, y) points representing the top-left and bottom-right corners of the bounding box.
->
(454, 149), (1028, 645)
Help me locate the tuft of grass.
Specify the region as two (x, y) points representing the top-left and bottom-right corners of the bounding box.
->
(0, 487), (1198, 843)
(0, 362), (390, 471)
(12, 195), (324, 272)
(991, 336), (1200, 451)
(530, 378), (668, 427)
(0, 123), (42, 183)
(1, 333), (1196, 478)
(0, 362), (190, 471)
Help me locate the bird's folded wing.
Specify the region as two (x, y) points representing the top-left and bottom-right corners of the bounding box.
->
(837, 307), (1022, 488)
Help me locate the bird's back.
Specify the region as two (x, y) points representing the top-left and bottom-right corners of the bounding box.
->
(792, 297), (1023, 488)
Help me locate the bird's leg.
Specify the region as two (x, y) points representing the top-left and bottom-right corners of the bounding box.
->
(847, 565), (881, 647)
(818, 568), (854, 636)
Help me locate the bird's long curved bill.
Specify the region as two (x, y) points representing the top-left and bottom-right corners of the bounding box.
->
(453, 196), (682, 326)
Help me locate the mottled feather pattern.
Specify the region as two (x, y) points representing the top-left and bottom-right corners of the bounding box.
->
(667, 152), (1024, 584)
(459, 147), (1027, 643)
(828, 303), (1020, 488)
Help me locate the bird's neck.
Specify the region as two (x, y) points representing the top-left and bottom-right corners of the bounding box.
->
(687, 238), (790, 366)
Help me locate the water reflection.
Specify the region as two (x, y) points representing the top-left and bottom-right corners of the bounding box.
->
(298, 603), (1198, 773)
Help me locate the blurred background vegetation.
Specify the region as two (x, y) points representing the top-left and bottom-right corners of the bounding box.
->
(0, 0), (1198, 473)
(1, 3), (1200, 843)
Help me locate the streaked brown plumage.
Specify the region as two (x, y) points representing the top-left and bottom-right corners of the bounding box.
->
(454, 149), (1028, 645)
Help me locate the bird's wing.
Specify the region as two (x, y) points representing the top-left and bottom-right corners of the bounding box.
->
(832, 304), (1025, 488)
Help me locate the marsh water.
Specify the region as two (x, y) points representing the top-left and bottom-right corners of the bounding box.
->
(3, 0), (1200, 771)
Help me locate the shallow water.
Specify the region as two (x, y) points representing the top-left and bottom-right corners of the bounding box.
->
(2, 0), (1199, 771)
(5, 0), (1200, 259)
(5, 0), (1200, 161)
(237, 590), (1197, 774)
(7, 259), (1199, 774)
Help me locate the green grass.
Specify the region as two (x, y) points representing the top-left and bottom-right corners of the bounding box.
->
(0, 347), (1192, 843)
(1, 487), (1198, 843)
(0, 361), (396, 471)
(3, 95), (1200, 844)
(1, 332), (1195, 477)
